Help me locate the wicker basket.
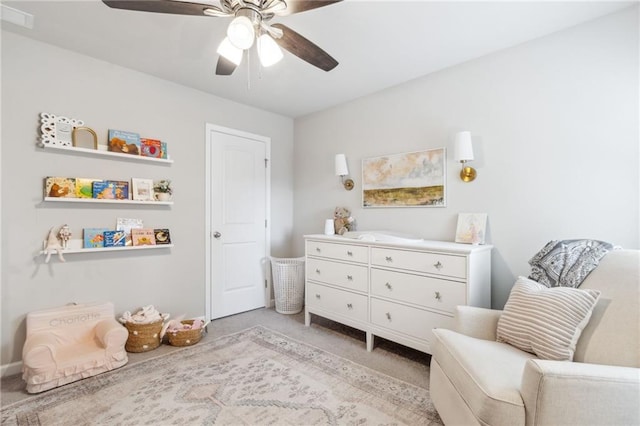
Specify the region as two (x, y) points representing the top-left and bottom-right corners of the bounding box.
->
(124, 320), (163, 353)
(167, 320), (204, 347)
(270, 257), (305, 314)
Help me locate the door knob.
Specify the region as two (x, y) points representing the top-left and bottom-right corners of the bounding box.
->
(213, 231), (222, 239)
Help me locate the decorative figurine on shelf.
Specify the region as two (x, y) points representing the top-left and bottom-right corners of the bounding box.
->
(333, 206), (356, 236)
(43, 227), (65, 263)
(58, 224), (71, 249)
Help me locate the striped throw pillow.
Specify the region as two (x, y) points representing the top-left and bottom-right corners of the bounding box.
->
(496, 276), (601, 361)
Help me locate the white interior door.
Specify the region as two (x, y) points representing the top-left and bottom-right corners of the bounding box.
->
(205, 124), (270, 320)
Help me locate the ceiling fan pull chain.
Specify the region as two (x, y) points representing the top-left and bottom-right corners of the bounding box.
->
(247, 49), (251, 91)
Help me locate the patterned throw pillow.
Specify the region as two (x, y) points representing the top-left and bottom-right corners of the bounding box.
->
(496, 277), (601, 361)
(528, 239), (613, 288)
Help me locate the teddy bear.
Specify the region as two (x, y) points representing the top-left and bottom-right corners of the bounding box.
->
(334, 206), (355, 235)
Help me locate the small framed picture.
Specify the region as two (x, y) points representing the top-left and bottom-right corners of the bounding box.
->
(39, 113), (84, 147)
(455, 213), (488, 245)
(131, 178), (154, 201)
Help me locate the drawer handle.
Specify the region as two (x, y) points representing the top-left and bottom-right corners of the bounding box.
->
(315, 268), (321, 274)
(433, 261), (443, 270)
(347, 275), (353, 281)
(435, 291), (441, 301)
(386, 312), (392, 321)
(315, 294), (321, 299)
(385, 256), (393, 262)
(347, 303), (353, 309)
(347, 251), (353, 256)
(385, 282), (392, 290)
(315, 247), (321, 252)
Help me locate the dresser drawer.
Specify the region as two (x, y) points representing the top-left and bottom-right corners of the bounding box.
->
(371, 268), (466, 313)
(306, 258), (368, 292)
(371, 248), (466, 279)
(371, 298), (453, 341)
(307, 283), (368, 322)
(306, 240), (368, 263)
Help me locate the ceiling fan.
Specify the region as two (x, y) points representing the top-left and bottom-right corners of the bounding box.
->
(102, 0), (342, 75)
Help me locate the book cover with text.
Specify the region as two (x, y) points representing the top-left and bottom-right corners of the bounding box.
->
(103, 230), (126, 247)
(141, 138), (162, 158)
(83, 228), (109, 248)
(108, 129), (140, 155)
(92, 181), (115, 199)
(131, 228), (156, 246)
(154, 229), (171, 245)
(45, 177), (76, 198)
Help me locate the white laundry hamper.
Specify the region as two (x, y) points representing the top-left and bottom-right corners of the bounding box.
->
(270, 257), (306, 314)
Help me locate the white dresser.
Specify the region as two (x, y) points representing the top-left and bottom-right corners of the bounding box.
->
(304, 234), (492, 354)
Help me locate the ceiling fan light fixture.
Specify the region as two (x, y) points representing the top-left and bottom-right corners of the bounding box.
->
(217, 37), (243, 65)
(227, 16), (255, 50)
(257, 34), (283, 67)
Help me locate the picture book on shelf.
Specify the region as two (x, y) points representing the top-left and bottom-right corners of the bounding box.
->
(140, 138), (162, 158)
(83, 228), (110, 248)
(161, 142), (168, 159)
(92, 181), (116, 199)
(103, 230), (126, 247)
(116, 218), (144, 246)
(108, 180), (130, 200)
(75, 178), (99, 198)
(108, 129), (140, 155)
(45, 177), (76, 198)
(154, 229), (171, 245)
(131, 228), (156, 246)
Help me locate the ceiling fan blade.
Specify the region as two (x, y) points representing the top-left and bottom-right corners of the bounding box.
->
(102, 0), (227, 16)
(216, 56), (238, 75)
(274, 0), (342, 16)
(270, 23), (338, 71)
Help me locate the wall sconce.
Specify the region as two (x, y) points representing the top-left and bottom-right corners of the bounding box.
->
(454, 131), (477, 182)
(335, 154), (355, 191)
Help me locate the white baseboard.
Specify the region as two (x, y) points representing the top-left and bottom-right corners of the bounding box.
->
(1, 361), (22, 377)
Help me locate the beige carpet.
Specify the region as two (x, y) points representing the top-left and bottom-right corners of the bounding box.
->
(1, 325), (442, 425)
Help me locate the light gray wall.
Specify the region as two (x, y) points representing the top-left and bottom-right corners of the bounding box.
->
(293, 7), (639, 309)
(0, 31), (294, 365)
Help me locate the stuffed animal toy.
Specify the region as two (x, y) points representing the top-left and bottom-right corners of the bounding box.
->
(43, 227), (65, 263)
(334, 206), (355, 235)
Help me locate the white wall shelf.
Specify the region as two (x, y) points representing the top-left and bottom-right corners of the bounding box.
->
(40, 144), (173, 164)
(44, 197), (173, 206)
(41, 244), (174, 256)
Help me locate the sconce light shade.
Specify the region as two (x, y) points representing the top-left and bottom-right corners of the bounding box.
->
(334, 154), (354, 191)
(454, 131), (474, 162)
(335, 154), (349, 176)
(454, 131), (477, 182)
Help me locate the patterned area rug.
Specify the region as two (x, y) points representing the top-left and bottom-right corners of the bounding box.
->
(2, 326), (442, 425)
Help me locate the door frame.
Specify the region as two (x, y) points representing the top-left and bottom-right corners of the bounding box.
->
(204, 123), (272, 321)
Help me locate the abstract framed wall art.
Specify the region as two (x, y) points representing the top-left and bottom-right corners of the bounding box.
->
(362, 148), (446, 208)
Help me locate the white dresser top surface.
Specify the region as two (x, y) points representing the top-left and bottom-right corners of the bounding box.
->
(304, 233), (493, 254)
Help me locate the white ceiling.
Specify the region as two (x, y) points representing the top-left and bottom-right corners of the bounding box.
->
(1, 1), (634, 118)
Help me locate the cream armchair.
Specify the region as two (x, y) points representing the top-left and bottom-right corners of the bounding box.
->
(430, 249), (640, 426)
(22, 302), (128, 393)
